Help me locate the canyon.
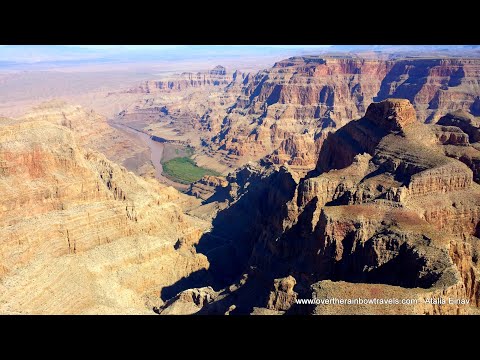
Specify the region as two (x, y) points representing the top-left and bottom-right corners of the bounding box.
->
(1, 52), (480, 315)
(157, 99), (480, 315)
(0, 103), (210, 314)
(117, 57), (480, 176)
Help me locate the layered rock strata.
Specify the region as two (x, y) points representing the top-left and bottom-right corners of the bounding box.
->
(21, 100), (156, 177)
(0, 110), (210, 314)
(123, 57), (480, 174)
(159, 99), (480, 315)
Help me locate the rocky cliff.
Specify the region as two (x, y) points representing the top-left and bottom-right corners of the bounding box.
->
(375, 59), (480, 123)
(122, 57), (480, 175)
(130, 65), (232, 93)
(207, 57), (391, 171)
(0, 108), (211, 314)
(204, 57), (480, 172)
(159, 99), (480, 315)
(21, 100), (157, 178)
(435, 110), (480, 183)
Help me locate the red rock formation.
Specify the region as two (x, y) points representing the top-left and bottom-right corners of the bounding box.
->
(364, 98), (417, 131)
(20, 100), (156, 178)
(433, 125), (470, 146)
(376, 59), (480, 123)
(211, 57), (392, 170)
(437, 110), (480, 142)
(434, 110), (480, 183)
(120, 57), (480, 175)
(161, 99), (480, 315)
(207, 57), (480, 171)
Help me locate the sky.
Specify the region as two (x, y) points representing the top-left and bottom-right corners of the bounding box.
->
(0, 45), (477, 67)
(63, 45), (332, 50)
(0, 45), (333, 63)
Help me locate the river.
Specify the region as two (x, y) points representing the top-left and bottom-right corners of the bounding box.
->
(109, 121), (189, 190)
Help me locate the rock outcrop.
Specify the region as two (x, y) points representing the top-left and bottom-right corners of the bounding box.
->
(436, 110), (480, 183)
(266, 276), (298, 311)
(364, 98), (417, 131)
(187, 175), (228, 200)
(437, 110), (480, 143)
(159, 99), (480, 315)
(156, 286), (218, 315)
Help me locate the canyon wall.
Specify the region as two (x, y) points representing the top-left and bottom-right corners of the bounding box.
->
(21, 100), (157, 177)
(121, 57), (480, 174)
(208, 57), (480, 172)
(159, 99), (480, 315)
(0, 107), (210, 314)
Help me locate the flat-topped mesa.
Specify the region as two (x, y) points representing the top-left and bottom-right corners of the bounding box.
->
(365, 99), (417, 132)
(129, 65), (232, 93)
(30, 99), (70, 110)
(209, 65), (227, 76)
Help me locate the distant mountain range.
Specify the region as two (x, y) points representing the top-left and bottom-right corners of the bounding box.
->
(0, 45), (478, 70)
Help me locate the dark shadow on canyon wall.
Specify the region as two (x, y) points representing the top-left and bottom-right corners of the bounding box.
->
(316, 115), (389, 173)
(161, 104), (449, 312)
(160, 269), (211, 301)
(161, 166), (299, 308)
(373, 60), (432, 103)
